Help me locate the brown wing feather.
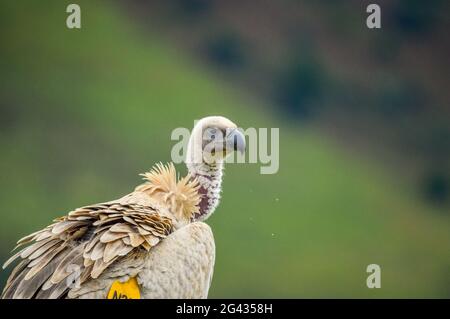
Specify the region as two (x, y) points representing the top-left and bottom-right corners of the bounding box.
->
(13, 248), (68, 299)
(1, 199), (173, 299)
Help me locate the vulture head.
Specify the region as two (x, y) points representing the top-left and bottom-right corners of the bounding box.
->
(186, 116), (246, 166)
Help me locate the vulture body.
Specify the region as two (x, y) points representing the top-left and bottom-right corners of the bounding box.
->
(2, 116), (245, 299)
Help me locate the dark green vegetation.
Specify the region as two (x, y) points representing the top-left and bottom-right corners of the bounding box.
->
(0, 1), (449, 297)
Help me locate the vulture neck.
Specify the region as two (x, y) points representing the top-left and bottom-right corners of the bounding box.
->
(187, 161), (224, 222)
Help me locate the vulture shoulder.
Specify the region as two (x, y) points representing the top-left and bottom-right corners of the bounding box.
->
(69, 222), (215, 299)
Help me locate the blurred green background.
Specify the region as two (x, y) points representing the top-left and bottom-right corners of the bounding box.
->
(0, 1), (449, 298)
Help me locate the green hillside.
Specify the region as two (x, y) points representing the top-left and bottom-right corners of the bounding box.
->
(0, 1), (449, 297)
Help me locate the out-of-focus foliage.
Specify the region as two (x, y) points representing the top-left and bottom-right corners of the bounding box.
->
(135, 0), (450, 207)
(0, 1), (449, 298)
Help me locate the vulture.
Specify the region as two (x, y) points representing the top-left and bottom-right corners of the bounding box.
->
(1, 116), (245, 299)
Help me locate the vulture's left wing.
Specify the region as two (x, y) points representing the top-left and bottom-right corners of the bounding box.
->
(1, 200), (173, 299)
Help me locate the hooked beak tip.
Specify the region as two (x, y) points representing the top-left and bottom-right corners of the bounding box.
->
(227, 128), (246, 154)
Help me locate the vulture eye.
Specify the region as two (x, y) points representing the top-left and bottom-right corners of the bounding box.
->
(207, 128), (217, 140)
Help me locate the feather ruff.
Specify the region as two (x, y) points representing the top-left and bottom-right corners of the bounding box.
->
(136, 163), (201, 220)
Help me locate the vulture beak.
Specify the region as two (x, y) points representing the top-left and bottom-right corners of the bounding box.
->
(226, 128), (246, 154)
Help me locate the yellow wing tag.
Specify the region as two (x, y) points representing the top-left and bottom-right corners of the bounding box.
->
(107, 277), (141, 299)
